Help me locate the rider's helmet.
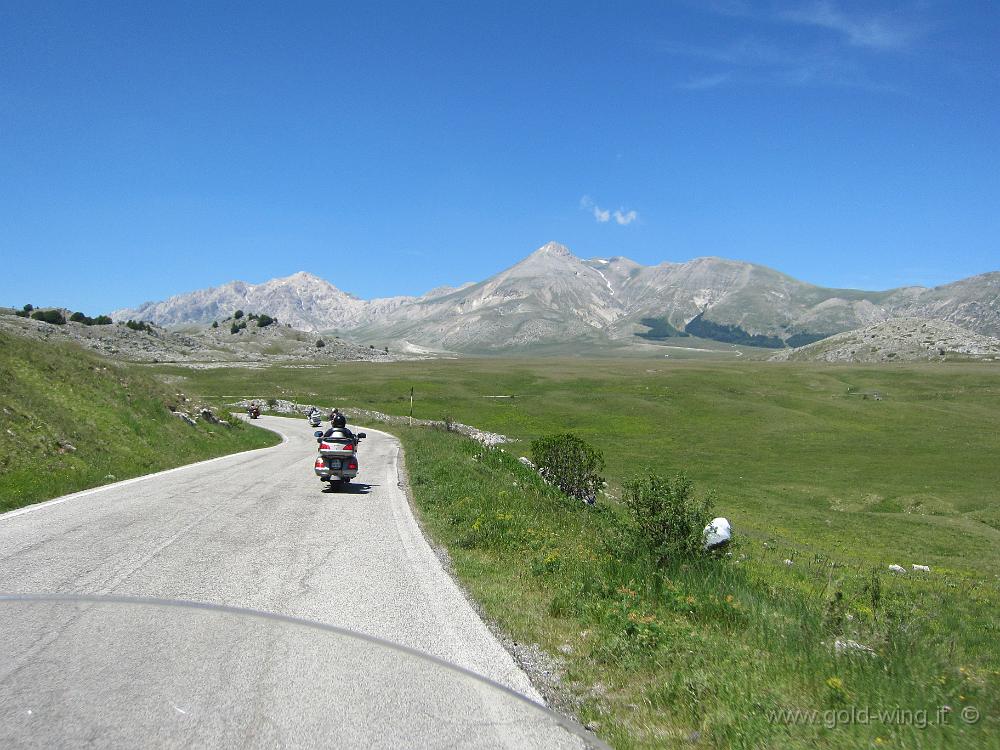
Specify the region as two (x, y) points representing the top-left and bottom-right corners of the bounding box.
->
(332, 412), (347, 428)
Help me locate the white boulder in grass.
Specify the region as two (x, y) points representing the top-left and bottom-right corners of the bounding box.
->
(912, 564), (931, 572)
(703, 517), (732, 550)
(888, 564), (907, 574)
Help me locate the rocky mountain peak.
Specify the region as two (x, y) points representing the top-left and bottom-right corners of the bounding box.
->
(281, 271), (328, 284)
(533, 241), (575, 258)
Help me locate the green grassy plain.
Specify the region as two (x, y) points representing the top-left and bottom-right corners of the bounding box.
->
(0, 330), (279, 511)
(167, 357), (999, 748)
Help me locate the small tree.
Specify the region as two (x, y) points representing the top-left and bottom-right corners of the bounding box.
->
(621, 473), (714, 565)
(230, 322), (240, 334)
(70, 311), (87, 323)
(531, 433), (605, 503)
(93, 315), (112, 325)
(316, 339), (326, 348)
(211, 320), (219, 328)
(31, 309), (66, 325)
(234, 310), (244, 319)
(257, 314), (274, 327)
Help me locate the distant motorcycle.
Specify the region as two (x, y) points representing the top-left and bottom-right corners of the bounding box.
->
(248, 404), (261, 419)
(308, 411), (322, 428)
(314, 427), (366, 488)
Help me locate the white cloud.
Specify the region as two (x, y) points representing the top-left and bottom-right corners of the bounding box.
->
(677, 73), (732, 90)
(670, 1), (929, 92)
(614, 209), (638, 225)
(780, 1), (918, 51)
(580, 196), (638, 226)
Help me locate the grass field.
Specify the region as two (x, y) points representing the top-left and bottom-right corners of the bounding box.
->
(0, 330), (279, 512)
(164, 357), (999, 748)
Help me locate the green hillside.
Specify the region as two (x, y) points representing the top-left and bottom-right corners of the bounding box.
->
(0, 329), (278, 512)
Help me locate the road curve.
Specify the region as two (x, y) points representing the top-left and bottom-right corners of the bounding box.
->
(0, 416), (587, 748)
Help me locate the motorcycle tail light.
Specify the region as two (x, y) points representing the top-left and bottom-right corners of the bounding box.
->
(319, 443), (331, 450)
(314, 458), (325, 469)
(347, 460), (357, 470)
(343, 444), (353, 451)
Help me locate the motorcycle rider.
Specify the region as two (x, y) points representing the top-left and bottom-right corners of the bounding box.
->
(323, 410), (354, 440)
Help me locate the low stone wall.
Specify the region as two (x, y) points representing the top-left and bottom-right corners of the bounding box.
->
(232, 398), (509, 446)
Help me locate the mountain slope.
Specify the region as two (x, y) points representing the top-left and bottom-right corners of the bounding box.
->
(347, 242), (626, 351)
(109, 243), (1000, 351)
(113, 272), (372, 330)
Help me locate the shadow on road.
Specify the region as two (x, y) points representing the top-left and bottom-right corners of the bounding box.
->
(322, 482), (376, 495)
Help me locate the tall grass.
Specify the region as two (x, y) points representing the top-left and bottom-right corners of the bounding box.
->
(0, 330), (278, 511)
(394, 426), (997, 748)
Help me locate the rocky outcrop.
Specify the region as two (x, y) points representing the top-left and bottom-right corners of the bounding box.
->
(769, 318), (1000, 363)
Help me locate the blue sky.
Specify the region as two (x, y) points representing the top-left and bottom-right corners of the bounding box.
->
(2, 1), (998, 313)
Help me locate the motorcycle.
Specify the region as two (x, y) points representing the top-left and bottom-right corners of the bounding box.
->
(314, 428), (366, 487)
(248, 404), (261, 419)
(308, 412), (323, 428)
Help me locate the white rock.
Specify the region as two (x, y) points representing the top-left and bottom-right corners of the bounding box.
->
(888, 564), (907, 574)
(703, 517), (732, 550)
(833, 638), (877, 657)
(784, 559), (794, 566)
(912, 564), (931, 572)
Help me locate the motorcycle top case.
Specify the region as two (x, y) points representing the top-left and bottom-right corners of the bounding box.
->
(318, 441), (355, 457)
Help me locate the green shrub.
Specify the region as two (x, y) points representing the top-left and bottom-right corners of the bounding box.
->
(230, 323), (240, 334)
(256, 314), (275, 327)
(530, 432), (604, 503)
(68, 311), (111, 326)
(31, 309), (66, 325)
(316, 339), (325, 348)
(234, 310), (244, 319)
(211, 321), (218, 328)
(124, 319), (153, 333)
(621, 472), (714, 565)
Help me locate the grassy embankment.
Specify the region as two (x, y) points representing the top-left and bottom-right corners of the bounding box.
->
(173, 358), (999, 748)
(0, 330), (279, 512)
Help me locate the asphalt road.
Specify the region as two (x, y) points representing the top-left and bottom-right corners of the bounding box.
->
(0, 416), (591, 748)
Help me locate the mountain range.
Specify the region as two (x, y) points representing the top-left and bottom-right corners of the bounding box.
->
(113, 242), (1000, 352)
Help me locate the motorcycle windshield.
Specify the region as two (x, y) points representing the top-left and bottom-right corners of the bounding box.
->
(0, 595), (605, 749)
